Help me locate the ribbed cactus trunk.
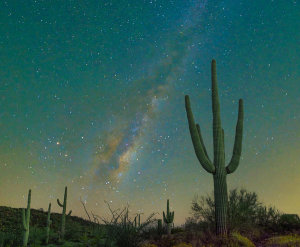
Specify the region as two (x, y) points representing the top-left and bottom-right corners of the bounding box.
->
(22, 189), (31, 247)
(214, 173), (228, 235)
(185, 59), (244, 236)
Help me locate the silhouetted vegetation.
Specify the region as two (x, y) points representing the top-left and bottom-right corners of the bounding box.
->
(0, 187), (299, 246)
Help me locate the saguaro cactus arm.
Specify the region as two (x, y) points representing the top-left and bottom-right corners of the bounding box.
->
(57, 199), (63, 207)
(67, 210), (72, 216)
(226, 99), (244, 174)
(185, 95), (215, 174)
(196, 124), (210, 160)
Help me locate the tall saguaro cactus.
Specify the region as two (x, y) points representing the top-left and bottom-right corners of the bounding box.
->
(57, 186), (72, 242)
(45, 203), (52, 245)
(22, 189), (31, 247)
(185, 59), (244, 236)
(163, 199), (174, 235)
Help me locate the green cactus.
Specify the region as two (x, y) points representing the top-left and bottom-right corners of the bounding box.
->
(22, 189), (31, 247)
(45, 203), (52, 245)
(185, 59), (244, 236)
(163, 199), (174, 235)
(157, 219), (162, 235)
(138, 213), (141, 227)
(134, 214), (141, 228)
(57, 186), (72, 242)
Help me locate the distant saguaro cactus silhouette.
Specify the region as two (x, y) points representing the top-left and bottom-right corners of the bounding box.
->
(45, 203), (52, 244)
(22, 189), (31, 247)
(163, 199), (174, 235)
(57, 186), (72, 242)
(185, 59), (244, 236)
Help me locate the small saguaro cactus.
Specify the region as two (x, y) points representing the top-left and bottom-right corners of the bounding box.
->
(45, 203), (52, 245)
(163, 199), (174, 235)
(185, 59), (244, 236)
(134, 214), (141, 228)
(22, 189), (31, 247)
(57, 186), (72, 242)
(157, 219), (163, 235)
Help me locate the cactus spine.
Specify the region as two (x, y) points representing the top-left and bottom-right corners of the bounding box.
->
(45, 203), (52, 245)
(57, 186), (72, 242)
(185, 59), (244, 236)
(163, 199), (174, 235)
(22, 189), (31, 247)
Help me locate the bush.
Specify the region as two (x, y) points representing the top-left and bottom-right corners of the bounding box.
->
(255, 205), (283, 232)
(172, 243), (193, 247)
(265, 234), (300, 246)
(231, 231), (255, 247)
(140, 244), (158, 247)
(64, 221), (83, 242)
(99, 201), (158, 247)
(171, 226), (185, 234)
(0, 230), (22, 247)
(29, 226), (46, 246)
(188, 187), (283, 234)
(278, 214), (300, 231)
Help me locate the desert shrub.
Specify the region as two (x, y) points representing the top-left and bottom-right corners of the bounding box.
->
(0, 231), (21, 247)
(29, 226), (47, 246)
(278, 214), (300, 232)
(140, 223), (164, 241)
(265, 234), (300, 246)
(99, 202), (158, 247)
(171, 226), (185, 234)
(153, 234), (178, 247)
(231, 231), (255, 247)
(190, 192), (215, 232)
(255, 205), (283, 232)
(89, 226), (108, 246)
(201, 233), (256, 247)
(188, 187), (283, 234)
(0, 232), (4, 247)
(104, 220), (154, 247)
(172, 242), (193, 247)
(64, 221), (84, 242)
(227, 188), (261, 231)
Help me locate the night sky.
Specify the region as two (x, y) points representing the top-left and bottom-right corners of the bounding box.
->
(0, 0), (299, 226)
